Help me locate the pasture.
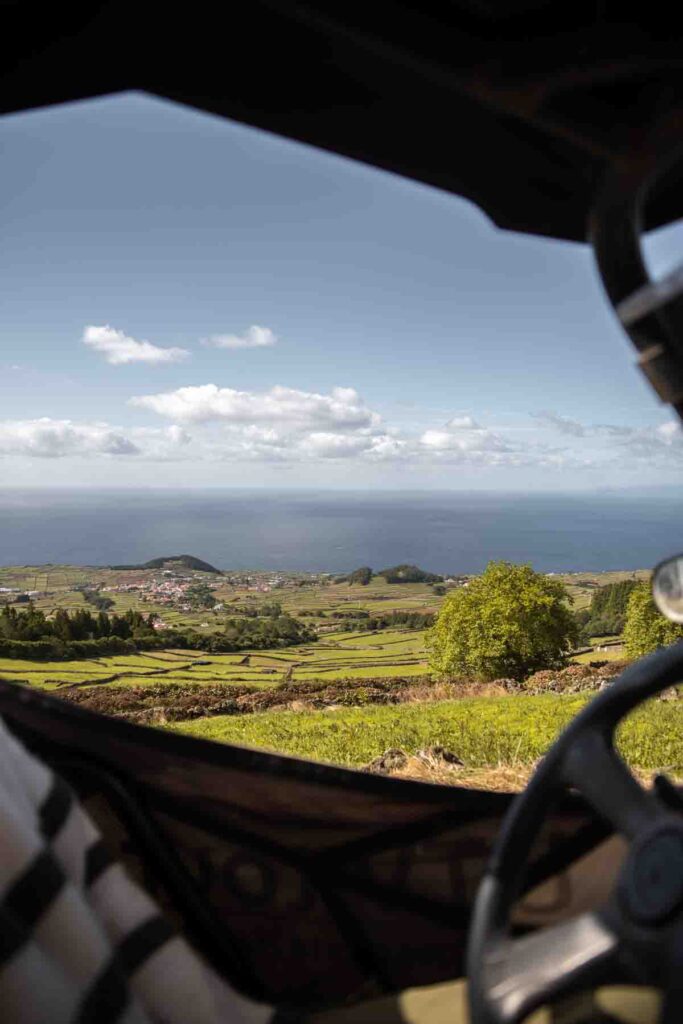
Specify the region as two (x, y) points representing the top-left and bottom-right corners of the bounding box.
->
(0, 627), (430, 690)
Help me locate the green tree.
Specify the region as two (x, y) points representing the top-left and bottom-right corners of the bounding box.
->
(378, 564), (442, 584)
(426, 561), (579, 682)
(623, 582), (683, 658)
(186, 582), (217, 610)
(347, 567), (373, 586)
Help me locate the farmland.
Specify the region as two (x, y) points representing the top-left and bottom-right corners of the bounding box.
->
(0, 561), (666, 790)
(0, 627), (430, 689)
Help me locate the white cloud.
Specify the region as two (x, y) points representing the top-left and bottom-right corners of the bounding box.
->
(0, 419), (196, 461)
(202, 325), (277, 350)
(446, 415), (479, 430)
(83, 325), (189, 365)
(13, 400), (676, 474)
(531, 410), (683, 466)
(297, 432), (374, 459)
(657, 420), (683, 444)
(420, 418), (511, 456)
(130, 383), (380, 431)
(616, 419), (683, 459)
(129, 424), (193, 460)
(531, 410), (586, 437)
(0, 418), (140, 458)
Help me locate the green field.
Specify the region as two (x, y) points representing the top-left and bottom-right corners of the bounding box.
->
(0, 625), (431, 690)
(167, 693), (683, 772)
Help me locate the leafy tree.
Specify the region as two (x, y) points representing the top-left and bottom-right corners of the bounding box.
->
(186, 582), (217, 610)
(623, 582), (683, 658)
(426, 561), (579, 682)
(260, 601), (283, 617)
(347, 567), (373, 586)
(82, 589), (115, 612)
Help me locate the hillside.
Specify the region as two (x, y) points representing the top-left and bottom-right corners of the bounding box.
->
(108, 555), (222, 575)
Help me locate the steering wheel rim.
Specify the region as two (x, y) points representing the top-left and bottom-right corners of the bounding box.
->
(467, 640), (683, 1024)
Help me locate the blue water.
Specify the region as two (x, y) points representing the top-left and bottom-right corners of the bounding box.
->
(0, 489), (681, 574)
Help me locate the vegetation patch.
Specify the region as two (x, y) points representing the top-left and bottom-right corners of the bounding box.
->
(167, 694), (683, 772)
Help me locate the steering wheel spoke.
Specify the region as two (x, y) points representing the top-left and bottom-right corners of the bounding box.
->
(483, 912), (621, 1024)
(469, 644), (683, 1023)
(563, 730), (662, 840)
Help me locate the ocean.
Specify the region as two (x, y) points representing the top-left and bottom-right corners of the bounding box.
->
(0, 489), (681, 574)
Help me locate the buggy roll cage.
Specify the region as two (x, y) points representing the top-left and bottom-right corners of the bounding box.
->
(4, 3), (683, 420)
(591, 123), (683, 423)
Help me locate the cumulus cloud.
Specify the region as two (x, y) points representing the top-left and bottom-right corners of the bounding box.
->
(0, 419), (141, 458)
(83, 325), (189, 365)
(14, 398), (675, 473)
(202, 325), (277, 350)
(0, 419), (197, 461)
(129, 383), (380, 432)
(420, 418), (512, 457)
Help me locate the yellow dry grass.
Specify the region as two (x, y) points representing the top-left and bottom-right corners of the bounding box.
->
(389, 757), (683, 793)
(391, 757), (536, 791)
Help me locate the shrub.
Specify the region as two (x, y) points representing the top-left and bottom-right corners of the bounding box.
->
(623, 582), (683, 658)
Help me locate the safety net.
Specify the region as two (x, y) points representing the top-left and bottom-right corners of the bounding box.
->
(0, 680), (610, 1013)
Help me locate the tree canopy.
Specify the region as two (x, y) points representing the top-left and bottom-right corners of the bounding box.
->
(185, 582), (217, 609)
(575, 579), (637, 637)
(426, 561), (579, 681)
(378, 564), (442, 584)
(346, 567), (373, 586)
(623, 582), (683, 658)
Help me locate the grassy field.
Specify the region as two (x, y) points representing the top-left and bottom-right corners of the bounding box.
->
(167, 693), (683, 773)
(572, 646), (625, 664)
(0, 627), (431, 689)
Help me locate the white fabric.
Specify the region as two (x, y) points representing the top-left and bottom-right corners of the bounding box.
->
(0, 718), (272, 1024)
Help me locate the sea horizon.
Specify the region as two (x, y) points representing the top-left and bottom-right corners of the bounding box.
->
(0, 487), (681, 575)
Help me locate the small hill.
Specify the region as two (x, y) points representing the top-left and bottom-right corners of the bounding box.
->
(377, 564), (443, 584)
(109, 554), (222, 575)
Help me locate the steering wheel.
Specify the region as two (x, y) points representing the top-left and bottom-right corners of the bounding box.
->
(467, 641), (683, 1024)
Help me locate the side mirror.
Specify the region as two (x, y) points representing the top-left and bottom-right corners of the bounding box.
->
(652, 554), (683, 623)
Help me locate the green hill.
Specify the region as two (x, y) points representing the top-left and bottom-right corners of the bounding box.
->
(109, 554), (222, 575)
(377, 563), (443, 584)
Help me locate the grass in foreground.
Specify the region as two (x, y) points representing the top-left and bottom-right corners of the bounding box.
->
(166, 694), (683, 774)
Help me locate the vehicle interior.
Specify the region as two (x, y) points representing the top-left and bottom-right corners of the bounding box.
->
(3, 2), (683, 1022)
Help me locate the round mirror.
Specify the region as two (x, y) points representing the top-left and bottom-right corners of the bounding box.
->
(652, 554), (683, 622)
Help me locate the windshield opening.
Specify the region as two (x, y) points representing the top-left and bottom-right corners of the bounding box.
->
(2, 92), (683, 793)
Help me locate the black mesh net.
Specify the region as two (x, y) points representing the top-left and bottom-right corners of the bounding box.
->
(0, 680), (608, 1013)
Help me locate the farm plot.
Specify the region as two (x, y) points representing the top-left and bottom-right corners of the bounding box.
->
(279, 629), (429, 681)
(0, 626), (430, 693)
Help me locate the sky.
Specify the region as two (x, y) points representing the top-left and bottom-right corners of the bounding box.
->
(2, 90), (683, 491)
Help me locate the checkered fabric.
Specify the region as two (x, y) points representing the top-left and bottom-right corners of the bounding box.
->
(0, 717), (272, 1024)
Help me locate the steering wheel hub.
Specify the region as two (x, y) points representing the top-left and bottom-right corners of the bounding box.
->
(621, 826), (683, 925)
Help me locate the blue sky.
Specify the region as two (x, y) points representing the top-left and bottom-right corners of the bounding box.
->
(1, 91), (682, 490)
